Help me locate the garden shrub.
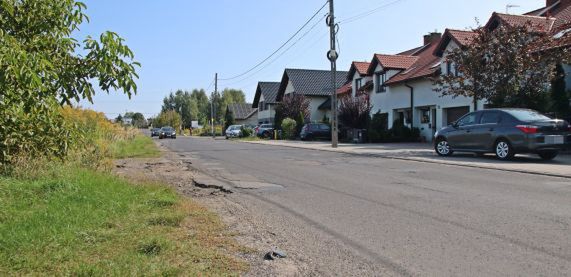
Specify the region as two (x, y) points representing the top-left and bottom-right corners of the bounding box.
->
(281, 118), (297, 140)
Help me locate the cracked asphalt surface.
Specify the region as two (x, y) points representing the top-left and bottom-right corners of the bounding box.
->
(159, 137), (571, 276)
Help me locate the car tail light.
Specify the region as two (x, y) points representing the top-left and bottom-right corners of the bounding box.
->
(516, 125), (539, 134)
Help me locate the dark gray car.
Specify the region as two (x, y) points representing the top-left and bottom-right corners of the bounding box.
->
(434, 109), (571, 160)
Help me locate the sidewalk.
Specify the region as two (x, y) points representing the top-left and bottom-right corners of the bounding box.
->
(241, 140), (571, 179)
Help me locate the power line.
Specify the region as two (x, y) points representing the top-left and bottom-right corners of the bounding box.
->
(221, 13), (328, 87)
(218, 1), (329, 81)
(337, 0), (407, 25)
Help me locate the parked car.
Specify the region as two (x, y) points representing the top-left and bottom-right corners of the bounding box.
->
(150, 128), (160, 137)
(225, 125), (243, 139)
(300, 123), (331, 141)
(159, 126), (176, 139)
(434, 109), (571, 160)
(256, 124), (274, 138)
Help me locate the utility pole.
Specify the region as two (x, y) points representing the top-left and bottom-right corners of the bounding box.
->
(211, 73), (217, 139)
(327, 0), (339, 148)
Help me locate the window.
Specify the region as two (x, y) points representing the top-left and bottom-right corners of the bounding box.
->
(375, 72), (386, 93)
(420, 109), (430, 124)
(480, 112), (501, 124)
(457, 113), (477, 126)
(355, 78), (362, 90)
(259, 101), (265, 111)
(446, 62), (452, 76)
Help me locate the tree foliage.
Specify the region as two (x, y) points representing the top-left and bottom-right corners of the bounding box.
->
(0, 0), (139, 165)
(274, 94), (310, 134)
(154, 110), (182, 131)
(281, 118), (297, 140)
(338, 96), (371, 129)
(434, 22), (571, 111)
(224, 108), (235, 131)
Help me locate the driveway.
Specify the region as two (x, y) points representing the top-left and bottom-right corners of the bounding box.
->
(241, 139), (571, 178)
(158, 137), (571, 276)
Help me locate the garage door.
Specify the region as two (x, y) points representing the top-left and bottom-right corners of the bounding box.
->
(446, 106), (470, 125)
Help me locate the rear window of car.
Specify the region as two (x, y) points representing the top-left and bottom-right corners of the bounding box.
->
(318, 124), (330, 130)
(504, 110), (551, 121)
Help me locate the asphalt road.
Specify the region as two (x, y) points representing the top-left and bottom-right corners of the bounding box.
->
(159, 137), (571, 276)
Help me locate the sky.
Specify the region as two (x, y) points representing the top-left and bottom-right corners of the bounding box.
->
(76, 0), (545, 119)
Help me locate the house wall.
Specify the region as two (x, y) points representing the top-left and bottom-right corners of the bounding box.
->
(369, 64), (401, 113)
(308, 96), (330, 122)
(256, 94), (276, 124)
(391, 79), (480, 141)
(351, 71), (372, 97)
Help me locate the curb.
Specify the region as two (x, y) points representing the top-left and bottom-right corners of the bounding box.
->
(238, 140), (571, 180)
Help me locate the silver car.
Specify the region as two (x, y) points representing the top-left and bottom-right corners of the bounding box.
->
(225, 125), (243, 139)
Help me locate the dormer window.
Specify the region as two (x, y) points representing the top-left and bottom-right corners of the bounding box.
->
(375, 72), (386, 93)
(446, 61), (452, 76)
(355, 78), (363, 90)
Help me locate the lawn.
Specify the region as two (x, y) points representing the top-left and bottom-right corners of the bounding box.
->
(0, 134), (247, 275)
(111, 135), (161, 159)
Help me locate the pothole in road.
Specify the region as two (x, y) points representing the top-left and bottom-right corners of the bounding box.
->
(192, 180), (233, 194)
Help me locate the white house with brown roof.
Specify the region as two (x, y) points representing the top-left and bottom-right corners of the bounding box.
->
(350, 32), (479, 142)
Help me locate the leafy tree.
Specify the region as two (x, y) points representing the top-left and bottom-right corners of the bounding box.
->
(154, 110), (182, 132)
(551, 64), (571, 119)
(274, 94), (310, 134)
(434, 21), (570, 111)
(0, 0), (139, 165)
(191, 89), (209, 125)
(161, 90), (198, 129)
(115, 114), (124, 124)
(221, 88), (246, 109)
(224, 108), (235, 131)
(338, 96), (371, 129)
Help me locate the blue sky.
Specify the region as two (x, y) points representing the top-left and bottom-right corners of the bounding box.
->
(77, 0), (543, 119)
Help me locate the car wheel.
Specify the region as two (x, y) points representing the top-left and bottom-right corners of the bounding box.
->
(225, 136), (229, 140)
(435, 138), (453, 156)
(494, 139), (515, 160)
(263, 131), (271, 139)
(538, 151), (558, 161)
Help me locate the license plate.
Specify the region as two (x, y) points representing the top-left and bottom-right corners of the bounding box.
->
(545, 135), (564, 144)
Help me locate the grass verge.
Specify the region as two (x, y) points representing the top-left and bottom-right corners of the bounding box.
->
(0, 166), (247, 276)
(111, 134), (161, 159)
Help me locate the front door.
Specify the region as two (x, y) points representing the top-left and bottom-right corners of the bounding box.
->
(471, 111), (501, 150)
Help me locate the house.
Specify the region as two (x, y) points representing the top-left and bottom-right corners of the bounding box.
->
(346, 32), (476, 142)
(252, 82), (280, 124)
(276, 68), (349, 122)
(226, 103), (258, 126)
(348, 61), (373, 97)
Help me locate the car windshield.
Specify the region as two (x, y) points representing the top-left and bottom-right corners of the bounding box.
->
(505, 110), (551, 122)
(161, 128), (173, 132)
(262, 124), (273, 128)
(229, 126), (241, 130)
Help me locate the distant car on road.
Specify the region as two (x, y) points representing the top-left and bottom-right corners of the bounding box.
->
(225, 125), (243, 139)
(150, 128), (160, 137)
(300, 123), (331, 141)
(256, 124), (274, 139)
(159, 126), (176, 139)
(434, 109), (571, 160)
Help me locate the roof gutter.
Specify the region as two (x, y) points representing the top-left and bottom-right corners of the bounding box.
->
(405, 83), (414, 129)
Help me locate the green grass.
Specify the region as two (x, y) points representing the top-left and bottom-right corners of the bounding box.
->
(0, 166), (247, 276)
(110, 135), (161, 159)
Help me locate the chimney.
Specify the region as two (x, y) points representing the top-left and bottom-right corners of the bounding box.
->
(423, 32), (442, 45)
